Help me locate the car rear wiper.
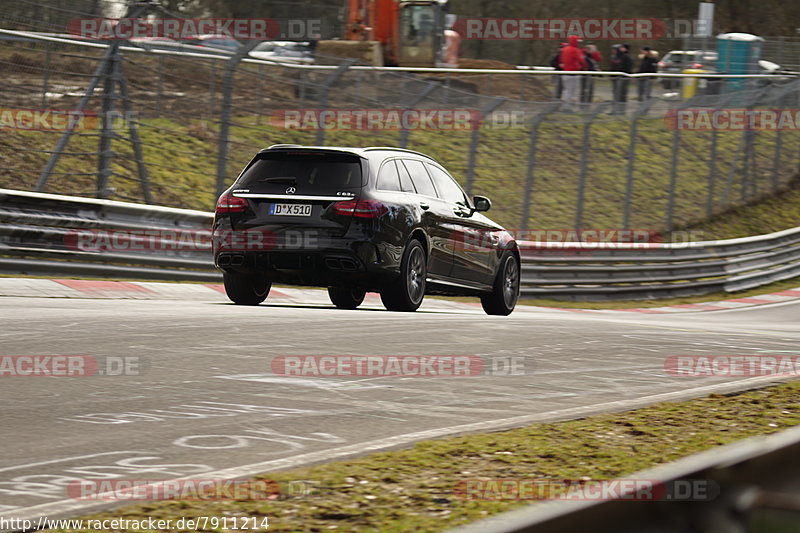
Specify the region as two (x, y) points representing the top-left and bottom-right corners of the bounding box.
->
(259, 176), (297, 184)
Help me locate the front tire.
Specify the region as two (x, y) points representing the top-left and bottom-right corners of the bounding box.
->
(328, 286), (366, 309)
(481, 252), (520, 316)
(380, 239), (426, 312)
(223, 272), (271, 305)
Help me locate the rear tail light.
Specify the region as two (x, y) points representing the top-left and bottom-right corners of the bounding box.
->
(216, 193), (248, 214)
(332, 199), (389, 218)
(657, 61), (665, 68)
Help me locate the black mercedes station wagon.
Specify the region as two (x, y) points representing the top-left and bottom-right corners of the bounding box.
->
(213, 145), (520, 315)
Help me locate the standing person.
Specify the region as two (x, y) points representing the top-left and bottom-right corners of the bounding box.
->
(550, 43), (566, 99)
(637, 46), (659, 101)
(559, 34), (586, 112)
(580, 43), (602, 103)
(612, 43), (633, 114)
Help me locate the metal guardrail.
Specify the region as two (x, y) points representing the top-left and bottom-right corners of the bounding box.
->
(449, 423), (800, 533)
(0, 188), (218, 282)
(0, 188), (798, 299)
(518, 226), (800, 300)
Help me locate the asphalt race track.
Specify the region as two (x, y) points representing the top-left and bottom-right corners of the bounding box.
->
(1, 293), (798, 523)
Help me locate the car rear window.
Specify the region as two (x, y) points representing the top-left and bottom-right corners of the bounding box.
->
(376, 160), (402, 191)
(235, 152), (364, 194)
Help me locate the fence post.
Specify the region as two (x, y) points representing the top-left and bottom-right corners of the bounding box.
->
(314, 59), (356, 146)
(665, 125), (682, 231)
(215, 42), (261, 198)
(520, 102), (560, 230)
(36, 45), (118, 192)
(622, 99), (655, 229)
(116, 60), (152, 204)
(465, 97), (506, 197)
(771, 91), (787, 193)
(575, 102), (610, 231)
(702, 92), (735, 217)
(399, 82), (439, 149)
(41, 43), (52, 107)
(95, 50), (119, 198)
(209, 60), (216, 120)
(156, 56), (164, 118)
(256, 63), (263, 125)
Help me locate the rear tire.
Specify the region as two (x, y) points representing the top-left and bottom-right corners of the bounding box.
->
(481, 252), (520, 316)
(328, 286), (366, 309)
(223, 272), (271, 305)
(380, 239), (426, 312)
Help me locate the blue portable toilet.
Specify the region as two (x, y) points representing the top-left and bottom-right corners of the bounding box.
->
(716, 33), (764, 93)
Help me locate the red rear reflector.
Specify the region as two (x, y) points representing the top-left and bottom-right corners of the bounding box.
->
(332, 199), (388, 218)
(216, 193), (248, 214)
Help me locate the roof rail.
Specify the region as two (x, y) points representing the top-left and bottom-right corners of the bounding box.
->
(363, 147), (435, 160)
(266, 144), (302, 149)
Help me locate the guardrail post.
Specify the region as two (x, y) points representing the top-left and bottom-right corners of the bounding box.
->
(465, 97), (506, 197)
(575, 102), (609, 231)
(520, 103), (560, 230)
(215, 41), (262, 198)
(314, 59), (356, 146)
(399, 82), (439, 149)
(622, 99), (654, 229)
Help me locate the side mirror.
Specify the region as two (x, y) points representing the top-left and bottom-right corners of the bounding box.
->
(473, 195), (491, 212)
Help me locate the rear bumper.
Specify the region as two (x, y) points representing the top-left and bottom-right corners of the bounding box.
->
(214, 241), (400, 289)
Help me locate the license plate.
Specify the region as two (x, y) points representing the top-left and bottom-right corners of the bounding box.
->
(269, 203), (312, 216)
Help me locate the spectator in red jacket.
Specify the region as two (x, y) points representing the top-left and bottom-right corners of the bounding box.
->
(559, 35), (586, 111)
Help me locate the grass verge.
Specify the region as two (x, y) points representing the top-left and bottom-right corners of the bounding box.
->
(49, 381), (800, 532)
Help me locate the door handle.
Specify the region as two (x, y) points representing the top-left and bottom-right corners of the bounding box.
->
(420, 203), (430, 210)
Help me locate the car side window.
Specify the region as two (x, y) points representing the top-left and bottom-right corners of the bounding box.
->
(426, 163), (467, 205)
(401, 159), (437, 198)
(376, 160), (402, 191)
(396, 159), (417, 193)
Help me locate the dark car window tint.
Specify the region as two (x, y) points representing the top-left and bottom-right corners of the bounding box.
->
(426, 163), (467, 204)
(235, 152), (363, 194)
(402, 159), (437, 198)
(376, 160), (402, 191)
(396, 159), (416, 193)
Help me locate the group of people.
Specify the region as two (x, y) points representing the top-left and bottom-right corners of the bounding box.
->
(551, 36), (660, 113)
